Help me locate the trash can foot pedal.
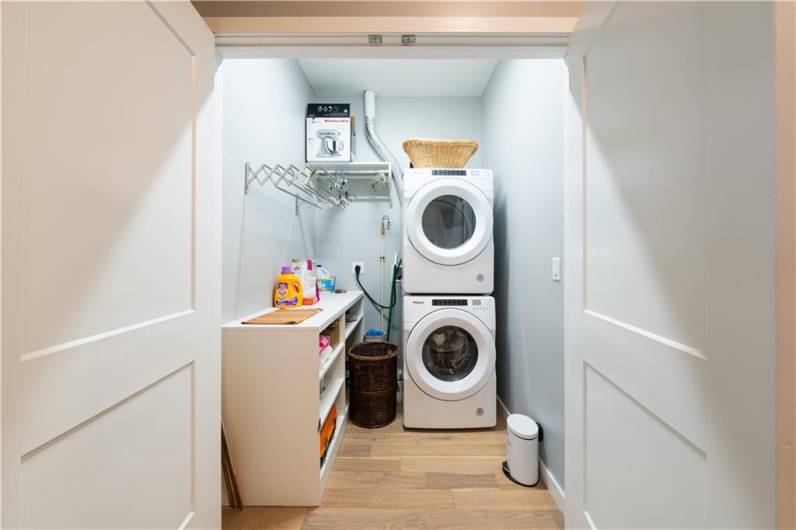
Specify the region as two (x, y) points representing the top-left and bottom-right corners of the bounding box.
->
(501, 460), (540, 488)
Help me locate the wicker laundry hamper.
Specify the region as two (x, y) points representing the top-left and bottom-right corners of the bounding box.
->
(348, 341), (399, 428)
(402, 138), (479, 168)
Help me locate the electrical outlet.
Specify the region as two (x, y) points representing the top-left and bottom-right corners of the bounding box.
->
(352, 261), (365, 274)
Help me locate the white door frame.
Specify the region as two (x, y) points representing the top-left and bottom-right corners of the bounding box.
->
(214, 34), (568, 61)
(0, 2), (4, 524)
(562, 6), (617, 527)
(1, 2), (790, 525)
(775, 3), (796, 528)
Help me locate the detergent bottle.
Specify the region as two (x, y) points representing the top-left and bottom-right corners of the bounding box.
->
(316, 264), (336, 292)
(291, 259), (319, 305)
(273, 265), (303, 307)
(303, 260), (320, 305)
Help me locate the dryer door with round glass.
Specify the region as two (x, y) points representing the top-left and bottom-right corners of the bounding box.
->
(405, 178), (493, 266)
(406, 308), (495, 401)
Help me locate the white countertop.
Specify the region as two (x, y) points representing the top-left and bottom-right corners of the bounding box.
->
(221, 291), (364, 333)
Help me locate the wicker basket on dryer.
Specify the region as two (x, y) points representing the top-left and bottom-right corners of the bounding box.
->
(347, 341), (399, 428)
(402, 138), (479, 168)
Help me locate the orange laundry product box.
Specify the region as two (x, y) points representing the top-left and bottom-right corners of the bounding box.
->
(319, 404), (338, 465)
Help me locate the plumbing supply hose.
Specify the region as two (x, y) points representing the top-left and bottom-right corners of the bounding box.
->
(355, 264), (397, 312)
(364, 90), (404, 200)
(380, 216), (386, 330)
(385, 260), (401, 342)
(354, 260), (401, 340)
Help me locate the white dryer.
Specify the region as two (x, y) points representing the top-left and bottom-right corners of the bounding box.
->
(403, 295), (496, 429)
(402, 168), (494, 294)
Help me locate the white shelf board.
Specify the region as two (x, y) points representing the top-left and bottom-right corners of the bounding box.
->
(222, 291), (364, 333)
(310, 162), (390, 180)
(344, 314), (364, 341)
(318, 342), (344, 382)
(310, 161), (389, 171)
(349, 196), (391, 203)
(318, 345), (333, 364)
(319, 375), (345, 425)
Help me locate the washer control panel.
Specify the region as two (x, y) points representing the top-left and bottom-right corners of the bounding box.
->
(432, 299), (468, 306)
(404, 296), (496, 331)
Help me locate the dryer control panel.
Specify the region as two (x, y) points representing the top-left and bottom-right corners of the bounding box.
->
(403, 168), (493, 199)
(431, 169), (467, 176)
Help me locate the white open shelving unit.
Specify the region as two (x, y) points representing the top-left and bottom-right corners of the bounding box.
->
(221, 292), (365, 506)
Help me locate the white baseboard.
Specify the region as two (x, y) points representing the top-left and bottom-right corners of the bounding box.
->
(540, 458), (565, 512)
(497, 395), (511, 418)
(496, 395), (565, 512)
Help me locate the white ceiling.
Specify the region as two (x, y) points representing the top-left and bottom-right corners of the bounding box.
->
(298, 59), (499, 98)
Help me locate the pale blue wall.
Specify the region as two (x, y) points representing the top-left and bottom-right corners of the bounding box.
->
(221, 59), (316, 322)
(483, 59), (566, 488)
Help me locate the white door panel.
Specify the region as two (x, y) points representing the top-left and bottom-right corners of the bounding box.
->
(582, 4), (707, 353)
(20, 315), (199, 454)
(3, 2), (220, 528)
(582, 315), (707, 451)
(21, 366), (194, 529)
(20, 1), (194, 355)
(565, 2), (776, 529)
(584, 366), (707, 530)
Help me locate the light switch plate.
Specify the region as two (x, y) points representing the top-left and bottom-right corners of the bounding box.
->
(552, 257), (561, 282)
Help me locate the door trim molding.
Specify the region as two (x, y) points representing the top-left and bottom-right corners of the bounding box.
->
(205, 16), (577, 35)
(775, 3), (796, 529)
(20, 309), (195, 363)
(583, 309), (705, 361)
(562, 4), (615, 528)
(215, 34), (568, 59)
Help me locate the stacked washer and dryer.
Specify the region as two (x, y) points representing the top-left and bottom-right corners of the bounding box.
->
(401, 168), (496, 428)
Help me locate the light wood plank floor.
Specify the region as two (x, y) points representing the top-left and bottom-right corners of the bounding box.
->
(223, 405), (562, 530)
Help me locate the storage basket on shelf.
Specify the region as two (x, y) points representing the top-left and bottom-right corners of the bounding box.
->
(347, 341), (399, 428)
(402, 138), (479, 168)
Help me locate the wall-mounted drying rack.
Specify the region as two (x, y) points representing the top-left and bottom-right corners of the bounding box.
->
(244, 162), (392, 210)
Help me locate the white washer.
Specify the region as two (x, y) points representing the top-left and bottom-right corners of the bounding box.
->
(403, 168), (494, 294)
(403, 295), (496, 429)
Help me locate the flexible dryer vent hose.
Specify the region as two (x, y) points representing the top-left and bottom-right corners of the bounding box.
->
(363, 89), (404, 201)
(363, 90), (403, 342)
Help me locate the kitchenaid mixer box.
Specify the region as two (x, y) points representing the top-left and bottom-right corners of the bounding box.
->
(306, 104), (352, 162)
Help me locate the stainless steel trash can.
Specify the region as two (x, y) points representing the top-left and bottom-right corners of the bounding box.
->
(504, 414), (539, 486)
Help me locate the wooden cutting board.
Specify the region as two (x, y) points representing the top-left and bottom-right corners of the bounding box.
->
(242, 307), (323, 325)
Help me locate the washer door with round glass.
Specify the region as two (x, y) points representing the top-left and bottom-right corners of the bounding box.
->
(406, 178), (493, 266)
(406, 309), (495, 401)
